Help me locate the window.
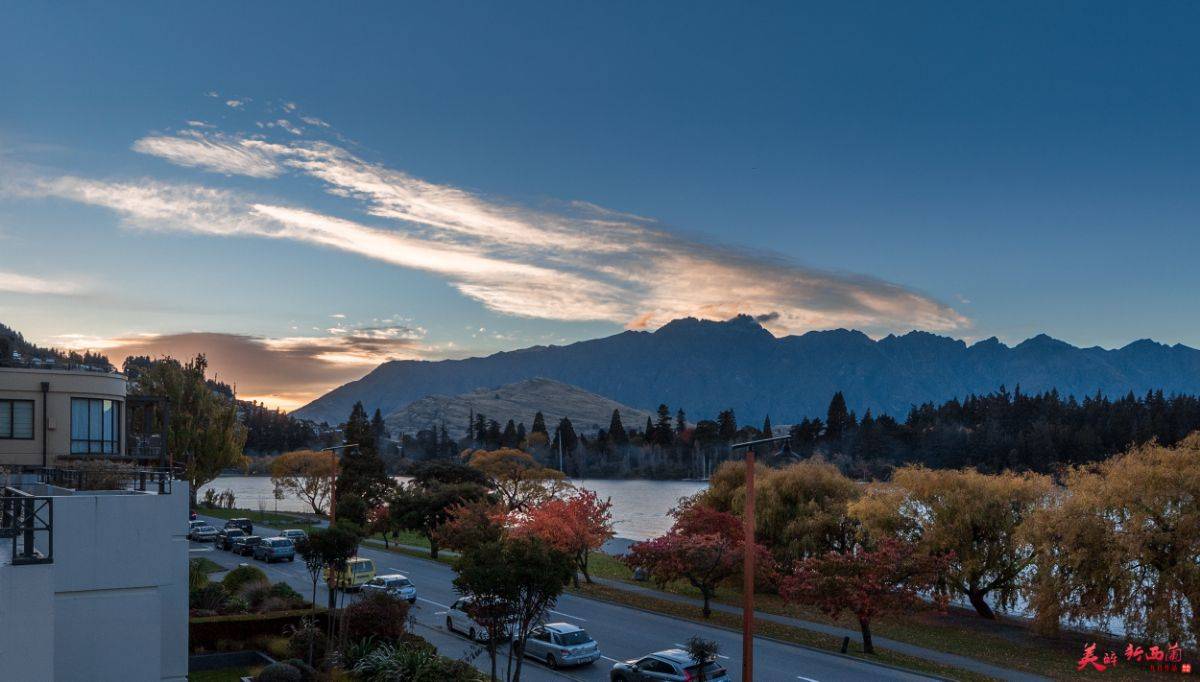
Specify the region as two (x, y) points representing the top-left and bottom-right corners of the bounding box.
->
(0, 400), (34, 439)
(70, 398), (121, 454)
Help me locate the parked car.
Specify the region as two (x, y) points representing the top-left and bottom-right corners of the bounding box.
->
(231, 535), (263, 556)
(280, 529), (308, 543)
(216, 528), (246, 551)
(188, 523), (218, 542)
(224, 518), (253, 535)
(446, 596), (513, 642)
(324, 556), (376, 591)
(253, 537), (296, 563)
(525, 622), (601, 669)
(609, 649), (729, 682)
(188, 519), (205, 532)
(362, 574), (417, 603)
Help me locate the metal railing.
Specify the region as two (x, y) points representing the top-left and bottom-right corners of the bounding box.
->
(0, 487), (53, 565)
(36, 466), (178, 495)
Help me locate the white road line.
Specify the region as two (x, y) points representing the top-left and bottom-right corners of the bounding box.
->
(675, 643), (730, 659)
(797, 676), (822, 682)
(548, 609), (586, 621)
(600, 655), (622, 664)
(418, 596), (450, 609)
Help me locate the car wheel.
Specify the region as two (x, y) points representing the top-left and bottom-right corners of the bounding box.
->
(289, 556), (295, 562)
(408, 597), (416, 604)
(469, 627), (477, 641)
(546, 654), (558, 669)
(445, 616), (454, 633)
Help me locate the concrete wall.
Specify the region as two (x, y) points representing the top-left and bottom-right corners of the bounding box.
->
(0, 368), (127, 467)
(0, 481), (188, 681)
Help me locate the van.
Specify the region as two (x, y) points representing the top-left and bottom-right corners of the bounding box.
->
(324, 556), (376, 590)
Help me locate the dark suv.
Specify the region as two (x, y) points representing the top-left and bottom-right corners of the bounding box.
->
(216, 528), (246, 551)
(224, 518), (253, 535)
(231, 535), (263, 556)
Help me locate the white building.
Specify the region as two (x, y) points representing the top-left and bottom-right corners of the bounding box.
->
(0, 366), (187, 681)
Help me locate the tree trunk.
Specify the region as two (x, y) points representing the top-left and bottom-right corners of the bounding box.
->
(967, 589), (996, 619)
(512, 639), (525, 682)
(702, 588), (712, 618)
(429, 536), (439, 560)
(580, 550), (592, 584)
(859, 617), (874, 654)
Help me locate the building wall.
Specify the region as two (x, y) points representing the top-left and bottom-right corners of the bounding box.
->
(0, 368), (127, 467)
(0, 482), (188, 681)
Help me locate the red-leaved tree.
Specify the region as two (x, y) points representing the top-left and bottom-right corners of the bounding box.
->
(624, 502), (773, 617)
(780, 538), (948, 653)
(512, 489), (615, 585)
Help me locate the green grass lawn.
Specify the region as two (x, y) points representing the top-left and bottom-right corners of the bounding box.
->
(196, 506), (313, 528)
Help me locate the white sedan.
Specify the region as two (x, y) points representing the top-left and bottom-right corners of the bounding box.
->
(361, 573), (417, 603)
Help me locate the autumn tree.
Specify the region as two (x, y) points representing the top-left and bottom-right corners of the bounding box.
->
(130, 355), (246, 505)
(852, 465), (1051, 619)
(512, 489), (614, 585)
(1023, 434), (1200, 644)
(270, 450), (335, 515)
(467, 448), (568, 512)
(389, 460), (491, 559)
(702, 457), (860, 563)
(433, 498), (508, 552)
(781, 538), (947, 654)
(625, 502), (772, 617)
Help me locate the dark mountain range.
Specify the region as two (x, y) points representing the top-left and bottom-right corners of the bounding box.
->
(293, 315), (1200, 427)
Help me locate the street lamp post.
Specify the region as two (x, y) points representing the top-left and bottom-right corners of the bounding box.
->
(729, 434), (791, 682)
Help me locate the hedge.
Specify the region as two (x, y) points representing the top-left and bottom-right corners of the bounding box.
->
(190, 609), (330, 652)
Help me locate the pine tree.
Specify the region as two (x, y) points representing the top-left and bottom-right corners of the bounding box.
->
(826, 392), (851, 441)
(645, 416), (656, 442)
(516, 422), (527, 445)
(474, 413), (487, 443)
(762, 415), (773, 437)
(609, 409), (628, 445)
(717, 409), (737, 442)
(655, 404), (674, 447)
(371, 408), (388, 450)
(336, 401), (390, 507)
(532, 411), (548, 435)
(502, 419), (518, 447)
(676, 408), (687, 434)
(556, 417), (578, 453)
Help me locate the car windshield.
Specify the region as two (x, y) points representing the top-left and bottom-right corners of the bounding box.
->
(557, 630), (592, 645)
(270, 539), (291, 547)
(387, 579), (412, 588)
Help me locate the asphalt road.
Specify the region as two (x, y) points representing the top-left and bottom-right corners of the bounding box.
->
(193, 515), (935, 682)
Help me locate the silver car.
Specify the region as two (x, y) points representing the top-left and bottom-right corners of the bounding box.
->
(446, 596), (512, 642)
(362, 573), (417, 603)
(280, 528), (308, 543)
(525, 622), (601, 669)
(188, 523), (218, 542)
(609, 648), (730, 682)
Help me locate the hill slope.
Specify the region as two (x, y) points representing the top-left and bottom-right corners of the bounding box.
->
(383, 377), (653, 438)
(294, 316), (1200, 426)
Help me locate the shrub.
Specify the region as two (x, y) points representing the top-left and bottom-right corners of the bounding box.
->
(269, 581), (301, 601)
(241, 580), (272, 610)
(342, 591), (411, 643)
(284, 617), (327, 664)
(254, 662), (302, 682)
(352, 641), (480, 682)
(223, 595), (250, 614)
(281, 659), (317, 682)
(332, 636), (379, 670)
(222, 565), (269, 593)
(190, 583), (229, 612)
(189, 560), (211, 591)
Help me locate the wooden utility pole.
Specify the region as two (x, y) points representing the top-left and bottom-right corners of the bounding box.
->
(729, 434), (790, 682)
(742, 445), (756, 682)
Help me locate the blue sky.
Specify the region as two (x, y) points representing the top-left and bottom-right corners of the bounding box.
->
(2, 2), (1199, 408)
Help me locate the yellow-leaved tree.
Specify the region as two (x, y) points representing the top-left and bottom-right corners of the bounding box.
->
(1023, 435), (1200, 643)
(270, 450), (335, 515)
(851, 465), (1052, 619)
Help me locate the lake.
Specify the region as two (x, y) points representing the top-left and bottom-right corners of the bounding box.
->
(199, 475), (707, 541)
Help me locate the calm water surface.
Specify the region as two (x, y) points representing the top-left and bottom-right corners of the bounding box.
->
(199, 475), (706, 541)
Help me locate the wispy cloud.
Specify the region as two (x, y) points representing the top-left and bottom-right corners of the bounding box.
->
(0, 270), (78, 295)
(8, 108), (969, 337)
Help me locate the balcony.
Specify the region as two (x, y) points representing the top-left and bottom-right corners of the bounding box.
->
(35, 466), (178, 495)
(0, 487), (53, 565)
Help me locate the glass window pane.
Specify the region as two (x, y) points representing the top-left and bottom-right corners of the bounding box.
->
(0, 402), (11, 437)
(72, 399), (89, 440)
(89, 400), (102, 440)
(12, 401), (33, 439)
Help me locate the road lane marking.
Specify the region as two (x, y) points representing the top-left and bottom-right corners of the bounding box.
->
(797, 677), (822, 682)
(675, 643), (730, 659)
(600, 655), (621, 663)
(418, 597), (450, 609)
(548, 609), (586, 621)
